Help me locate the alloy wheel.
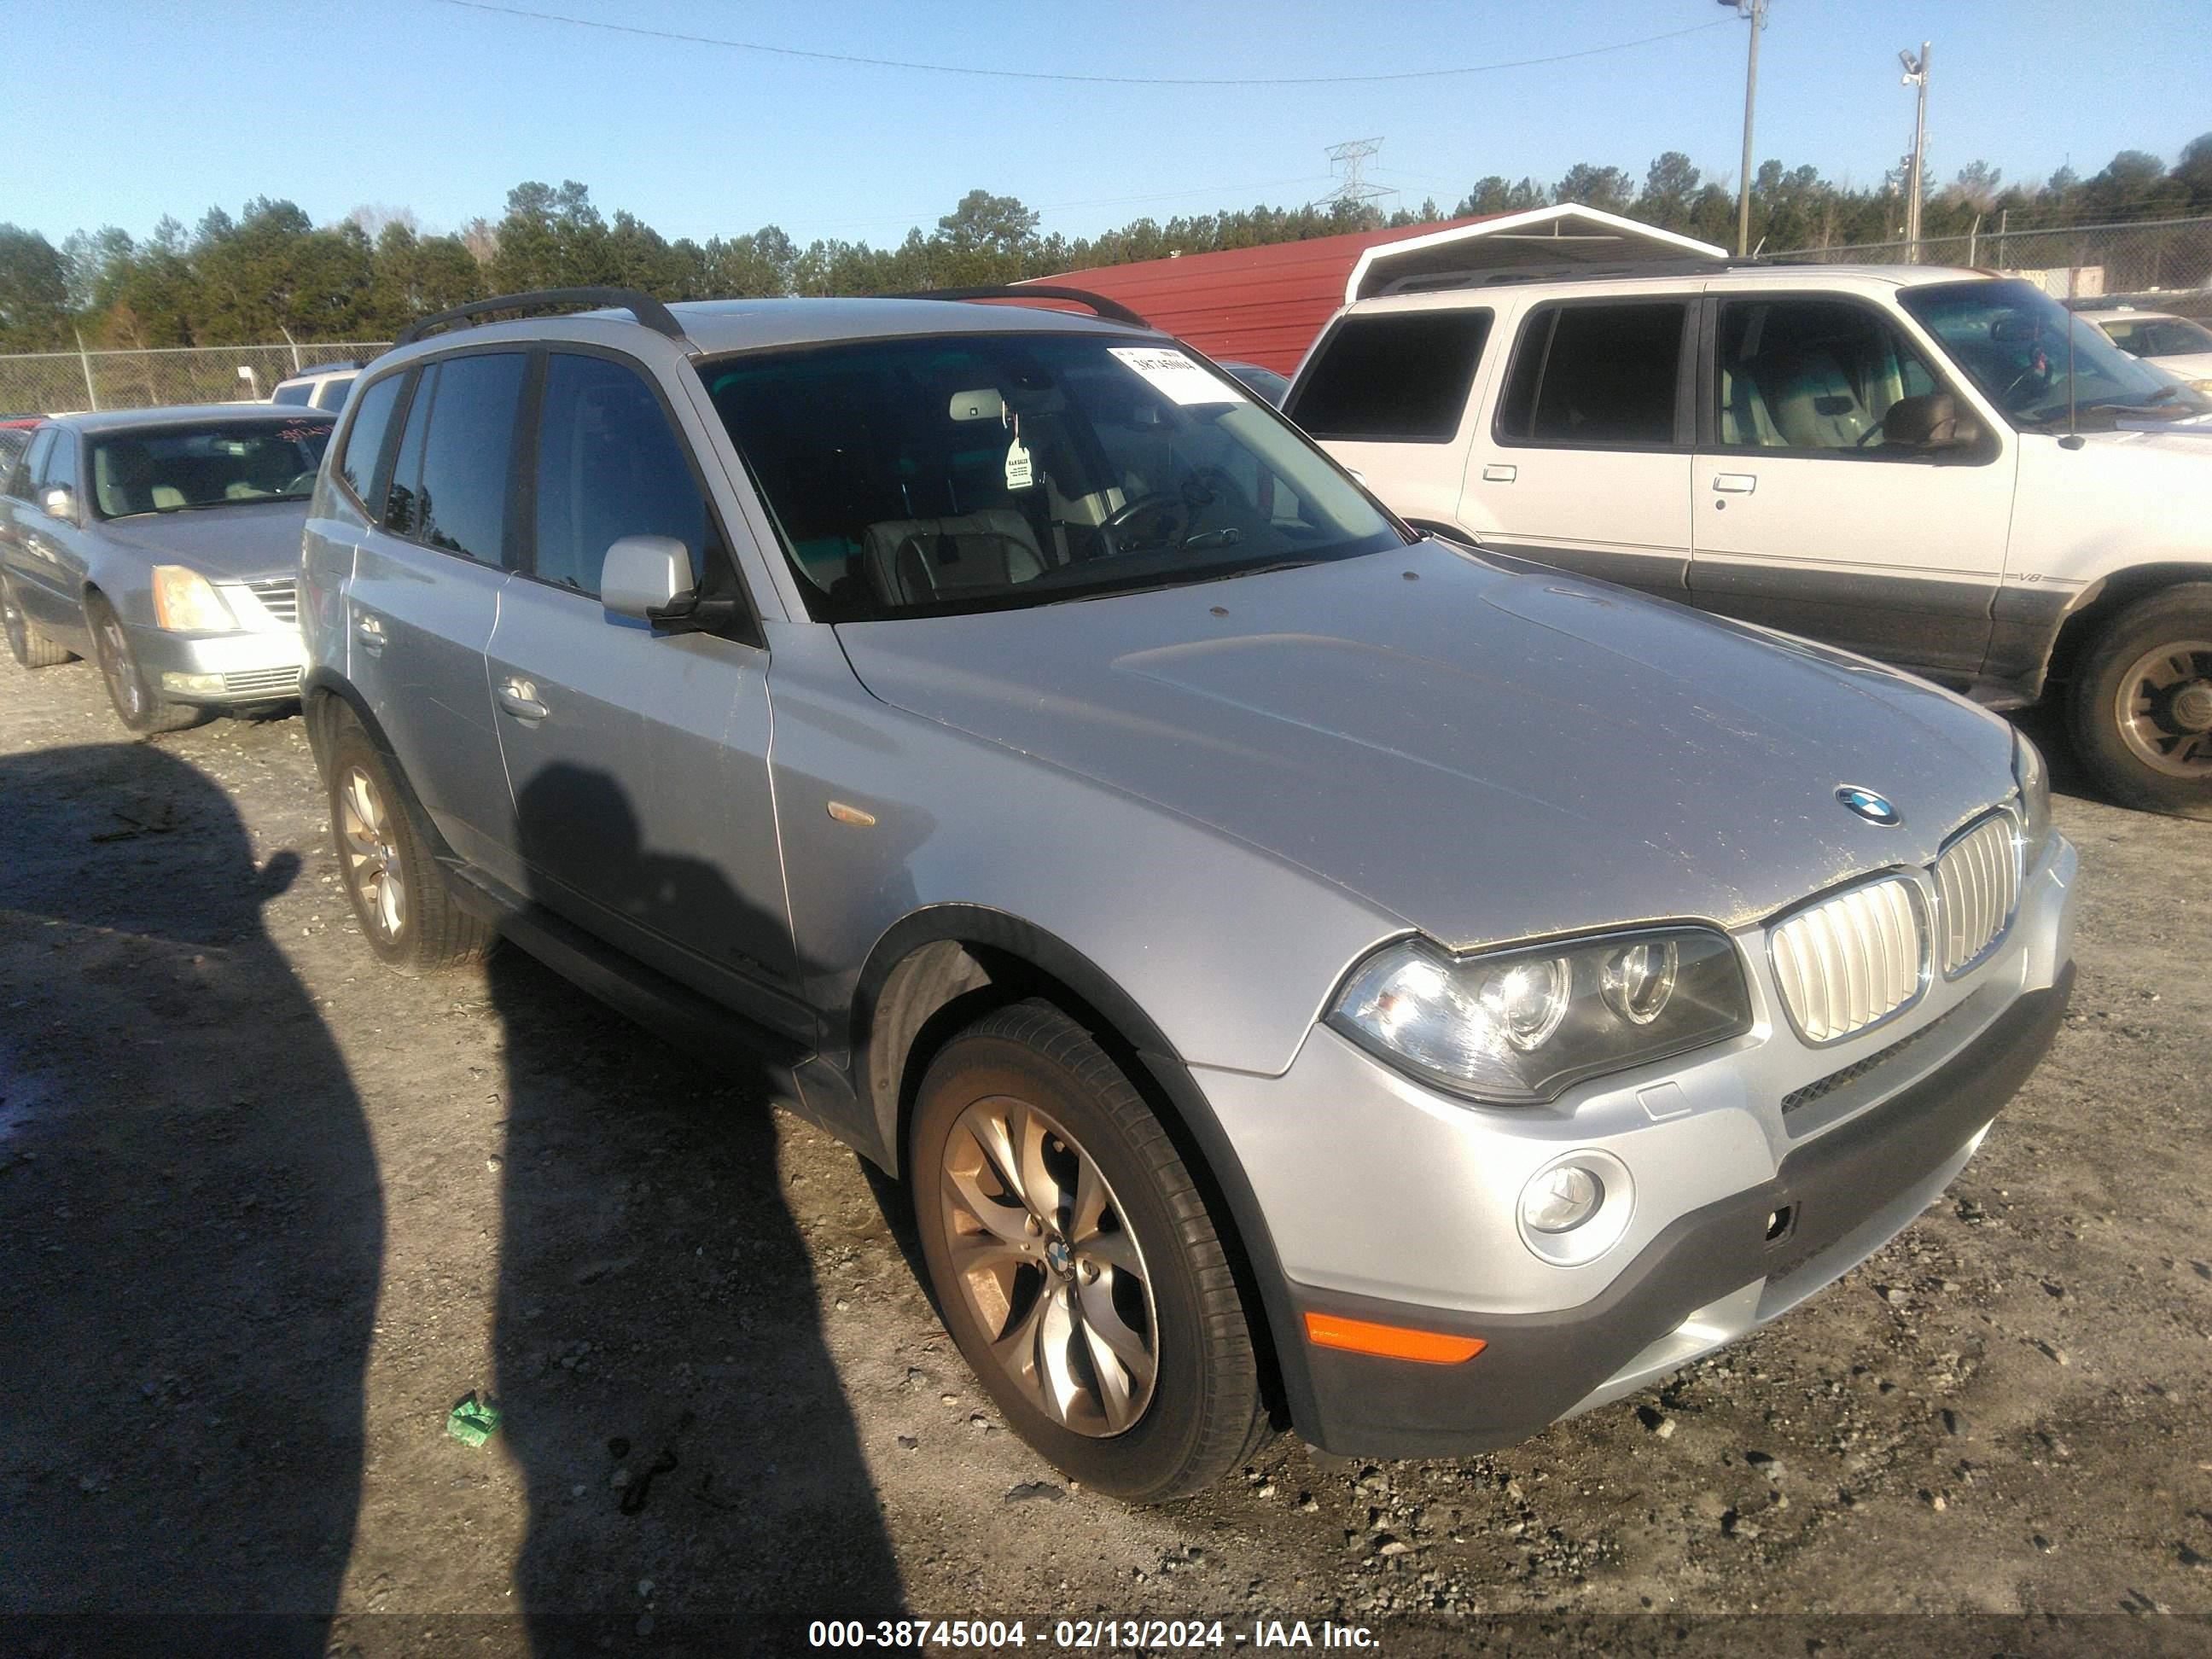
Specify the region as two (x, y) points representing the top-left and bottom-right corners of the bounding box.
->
(2, 587), (26, 661)
(2115, 639), (2212, 777)
(938, 1096), (1158, 1437)
(338, 764), (407, 940)
(95, 612), (145, 720)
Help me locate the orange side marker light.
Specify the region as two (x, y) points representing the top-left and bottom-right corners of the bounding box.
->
(1303, 1312), (1486, 1365)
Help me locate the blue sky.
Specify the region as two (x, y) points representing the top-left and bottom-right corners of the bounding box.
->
(9, 0), (2208, 249)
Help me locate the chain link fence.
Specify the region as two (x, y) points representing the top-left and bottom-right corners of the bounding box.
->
(1771, 214), (2212, 315)
(0, 341), (390, 417)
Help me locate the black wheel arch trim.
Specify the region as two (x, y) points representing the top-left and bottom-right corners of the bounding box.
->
(302, 669), (458, 869)
(853, 903), (1316, 1436)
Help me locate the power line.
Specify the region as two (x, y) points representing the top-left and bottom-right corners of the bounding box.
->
(431, 1), (1732, 89)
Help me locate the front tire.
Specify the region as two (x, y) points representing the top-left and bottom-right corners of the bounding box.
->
(911, 999), (1268, 1502)
(85, 592), (201, 734)
(326, 714), (496, 973)
(2069, 583), (2212, 820)
(3, 573), (73, 668)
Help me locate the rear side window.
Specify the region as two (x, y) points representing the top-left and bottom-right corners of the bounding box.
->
(383, 352), (526, 565)
(271, 383), (311, 405)
(1289, 311), (1493, 442)
(1498, 302), (1687, 447)
(336, 373), (405, 512)
(533, 354), (712, 596)
(314, 376), (355, 410)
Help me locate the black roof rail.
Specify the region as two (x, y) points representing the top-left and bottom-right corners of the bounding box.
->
(892, 284), (1152, 329)
(393, 287), (687, 349)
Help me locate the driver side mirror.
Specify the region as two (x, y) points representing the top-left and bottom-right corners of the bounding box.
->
(41, 484), (77, 523)
(1883, 393), (1982, 453)
(601, 535), (695, 626)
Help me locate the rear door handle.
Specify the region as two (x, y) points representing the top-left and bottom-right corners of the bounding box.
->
(1481, 463), (1516, 483)
(353, 612), (386, 655)
(1712, 473), (1758, 494)
(496, 678), (549, 722)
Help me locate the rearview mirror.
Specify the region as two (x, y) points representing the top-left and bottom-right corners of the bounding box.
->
(41, 485), (77, 522)
(601, 535), (694, 626)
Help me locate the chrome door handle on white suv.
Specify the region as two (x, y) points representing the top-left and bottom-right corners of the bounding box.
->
(496, 678), (549, 722)
(1712, 473), (1758, 495)
(353, 612), (386, 655)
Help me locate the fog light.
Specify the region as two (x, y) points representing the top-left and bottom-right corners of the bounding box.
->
(1522, 1163), (1604, 1233)
(1516, 1150), (1635, 1266)
(160, 671), (226, 695)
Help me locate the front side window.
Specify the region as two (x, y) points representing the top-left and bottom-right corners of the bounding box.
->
(1289, 310), (1493, 442)
(533, 354), (710, 596)
(1498, 303), (1686, 447)
(1716, 297), (1946, 452)
(38, 430), (80, 496)
(383, 352), (526, 564)
(90, 418), (331, 519)
(10, 429), (55, 500)
(698, 334), (1406, 621)
(335, 372), (405, 513)
(1901, 279), (2212, 429)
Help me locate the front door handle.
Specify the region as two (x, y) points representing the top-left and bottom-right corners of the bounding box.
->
(1481, 463), (1517, 483)
(496, 678), (549, 722)
(1711, 473), (1758, 494)
(353, 612), (386, 655)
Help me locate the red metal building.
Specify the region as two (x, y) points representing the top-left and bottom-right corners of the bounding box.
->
(1034, 207), (1727, 375)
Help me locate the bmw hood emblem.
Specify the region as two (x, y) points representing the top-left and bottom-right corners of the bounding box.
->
(1836, 785), (1902, 827)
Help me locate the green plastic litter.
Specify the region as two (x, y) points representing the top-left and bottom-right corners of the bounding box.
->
(446, 1393), (502, 1447)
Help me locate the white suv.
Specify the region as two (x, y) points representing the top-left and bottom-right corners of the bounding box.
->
(1288, 265), (2212, 818)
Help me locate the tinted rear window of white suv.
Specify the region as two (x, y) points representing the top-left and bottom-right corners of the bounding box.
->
(1289, 311), (1493, 443)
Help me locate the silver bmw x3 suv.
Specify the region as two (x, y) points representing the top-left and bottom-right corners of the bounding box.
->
(299, 286), (2076, 1501)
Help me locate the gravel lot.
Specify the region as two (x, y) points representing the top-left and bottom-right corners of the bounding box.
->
(2, 656), (2208, 1656)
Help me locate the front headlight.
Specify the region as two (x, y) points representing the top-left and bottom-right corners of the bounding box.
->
(1327, 928), (1753, 1105)
(150, 565), (237, 632)
(2012, 730), (2052, 854)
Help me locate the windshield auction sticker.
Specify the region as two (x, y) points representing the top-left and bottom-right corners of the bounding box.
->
(1108, 346), (1248, 406)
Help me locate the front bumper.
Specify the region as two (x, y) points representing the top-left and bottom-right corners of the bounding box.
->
(128, 620), (305, 707)
(1193, 833), (2077, 1459)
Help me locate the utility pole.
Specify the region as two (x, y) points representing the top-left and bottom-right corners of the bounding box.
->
(1721, 0), (1769, 258)
(1900, 42), (1931, 261)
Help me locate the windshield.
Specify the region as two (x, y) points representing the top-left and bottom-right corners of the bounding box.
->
(1899, 279), (2212, 429)
(91, 417), (333, 519)
(2099, 315), (2212, 358)
(697, 334), (1407, 620)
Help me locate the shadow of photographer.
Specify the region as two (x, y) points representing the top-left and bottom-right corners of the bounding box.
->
(487, 762), (906, 1641)
(0, 742), (376, 1656)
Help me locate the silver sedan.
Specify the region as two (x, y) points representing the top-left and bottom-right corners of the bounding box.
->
(0, 403), (332, 731)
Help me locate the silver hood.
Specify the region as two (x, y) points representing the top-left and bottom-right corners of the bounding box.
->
(835, 540), (2018, 951)
(94, 501), (311, 582)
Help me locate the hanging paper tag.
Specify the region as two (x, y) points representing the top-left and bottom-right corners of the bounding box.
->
(1108, 346), (1246, 406)
(1004, 433), (1034, 490)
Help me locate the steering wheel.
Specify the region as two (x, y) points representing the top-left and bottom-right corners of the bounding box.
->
(285, 470), (319, 493)
(1097, 492), (1190, 556)
(1854, 420), (1889, 449)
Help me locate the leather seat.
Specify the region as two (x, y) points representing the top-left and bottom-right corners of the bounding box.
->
(860, 508), (1045, 606)
(1761, 350), (1873, 450)
(94, 440), (160, 516)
